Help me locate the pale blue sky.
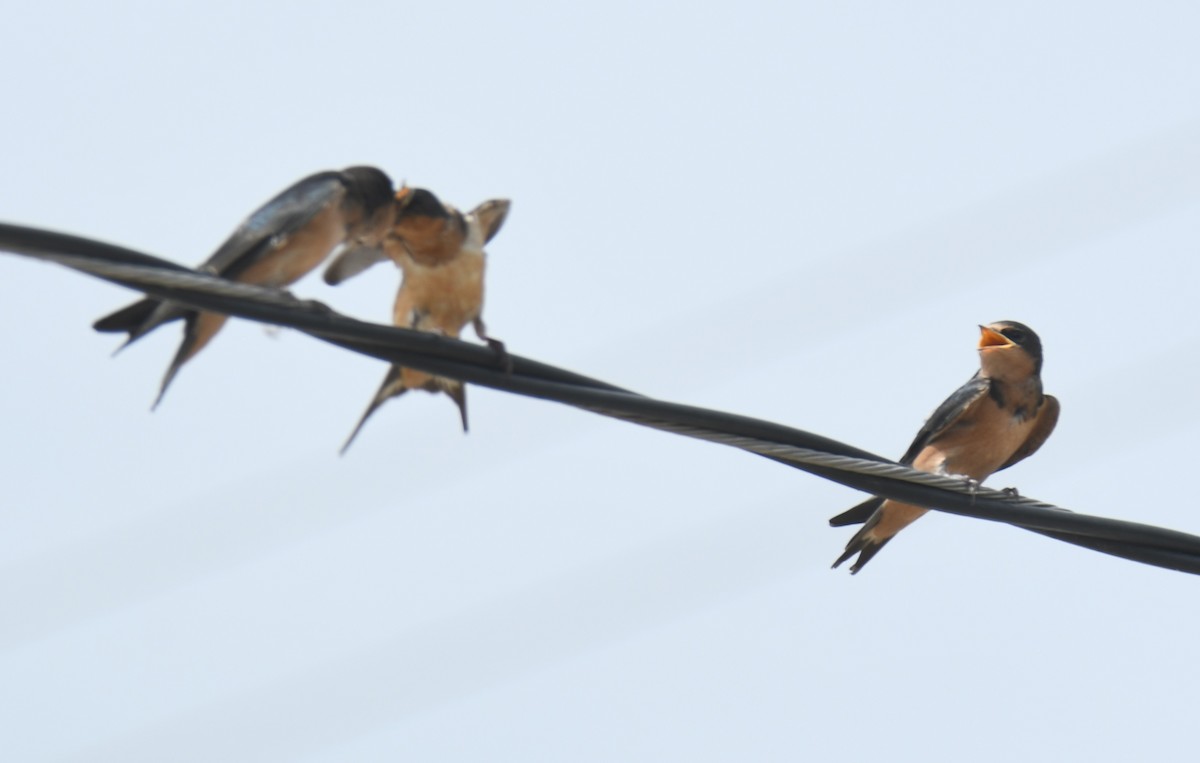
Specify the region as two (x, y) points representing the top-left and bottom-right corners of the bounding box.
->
(3, 2), (1200, 761)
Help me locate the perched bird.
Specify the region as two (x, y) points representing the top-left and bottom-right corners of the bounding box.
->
(830, 321), (1059, 574)
(93, 166), (397, 407)
(337, 187), (510, 453)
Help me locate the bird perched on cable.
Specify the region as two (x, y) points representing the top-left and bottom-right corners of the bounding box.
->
(92, 166), (398, 408)
(830, 321), (1059, 574)
(332, 186), (511, 454)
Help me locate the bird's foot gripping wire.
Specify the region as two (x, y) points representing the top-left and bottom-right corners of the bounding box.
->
(943, 473), (981, 493)
(943, 473), (982, 504)
(487, 337), (513, 375)
(296, 297), (337, 316)
(1000, 486), (1021, 498)
(472, 317), (511, 374)
(270, 286), (335, 316)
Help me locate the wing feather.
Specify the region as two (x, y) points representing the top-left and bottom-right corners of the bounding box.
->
(897, 374), (991, 465)
(203, 171), (348, 277)
(997, 394), (1060, 472)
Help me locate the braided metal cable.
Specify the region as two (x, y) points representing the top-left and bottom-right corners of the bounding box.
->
(5, 221), (1200, 575)
(584, 406), (1053, 505)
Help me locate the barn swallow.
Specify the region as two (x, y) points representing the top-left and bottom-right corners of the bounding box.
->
(336, 187), (510, 454)
(830, 321), (1060, 574)
(93, 166), (397, 408)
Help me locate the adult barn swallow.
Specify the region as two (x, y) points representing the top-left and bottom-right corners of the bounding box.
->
(93, 166), (397, 407)
(338, 188), (510, 453)
(830, 321), (1059, 574)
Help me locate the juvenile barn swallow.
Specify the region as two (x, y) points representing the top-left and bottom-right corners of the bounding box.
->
(93, 166), (397, 408)
(829, 321), (1060, 574)
(336, 187), (511, 453)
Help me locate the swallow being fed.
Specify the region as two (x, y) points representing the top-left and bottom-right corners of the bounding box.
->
(337, 187), (510, 454)
(93, 166), (397, 408)
(830, 321), (1060, 574)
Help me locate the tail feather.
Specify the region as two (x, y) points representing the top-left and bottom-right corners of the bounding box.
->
(340, 367), (405, 455)
(94, 298), (187, 353)
(829, 497), (884, 527)
(148, 310), (231, 410)
(151, 351), (188, 411)
(151, 316), (201, 411)
(93, 298), (159, 333)
(831, 511), (889, 574)
(339, 372), (471, 455)
(444, 381), (468, 432)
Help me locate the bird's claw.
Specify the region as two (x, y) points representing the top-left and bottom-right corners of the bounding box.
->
(946, 473), (980, 493)
(297, 297), (337, 315)
(487, 338), (513, 374)
(943, 473), (981, 503)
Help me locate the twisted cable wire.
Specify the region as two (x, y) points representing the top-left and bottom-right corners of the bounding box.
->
(4, 222), (1200, 575)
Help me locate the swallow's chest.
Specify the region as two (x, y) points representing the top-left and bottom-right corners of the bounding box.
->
(918, 395), (1038, 479)
(393, 253), (486, 336)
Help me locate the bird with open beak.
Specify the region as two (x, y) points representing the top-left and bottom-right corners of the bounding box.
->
(93, 166), (398, 408)
(331, 186), (511, 453)
(830, 321), (1060, 573)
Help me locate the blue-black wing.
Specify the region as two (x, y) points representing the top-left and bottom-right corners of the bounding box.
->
(323, 243), (389, 285)
(896, 373), (991, 465)
(203, 171), (348, 277)
(996, 394), (1060, 472)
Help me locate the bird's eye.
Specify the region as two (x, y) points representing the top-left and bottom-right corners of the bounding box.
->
(1002, 328), (1026, 343)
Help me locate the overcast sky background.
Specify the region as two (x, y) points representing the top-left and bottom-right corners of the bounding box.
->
(3, 2), (1200, 761)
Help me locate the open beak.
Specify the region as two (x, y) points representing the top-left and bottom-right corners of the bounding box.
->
(394, 184), (413, 210)
(978, 325), (1013, 349)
